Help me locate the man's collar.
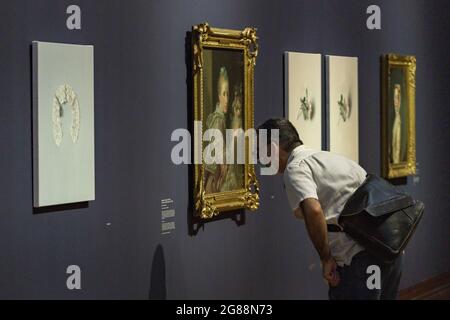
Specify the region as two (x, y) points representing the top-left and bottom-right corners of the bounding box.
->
(287, 145), (308, 164)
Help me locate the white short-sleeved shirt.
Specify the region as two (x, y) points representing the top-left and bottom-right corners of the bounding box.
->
(283, 145), (367, 266)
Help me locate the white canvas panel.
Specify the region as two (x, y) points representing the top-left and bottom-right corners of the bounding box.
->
(326, 55), (359, 163)
(33, 41), (95, 207)
(284, 52), (322, 150)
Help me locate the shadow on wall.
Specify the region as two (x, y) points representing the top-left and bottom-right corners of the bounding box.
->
(149, 244), (167, 300)
(33, 201), (89, 214)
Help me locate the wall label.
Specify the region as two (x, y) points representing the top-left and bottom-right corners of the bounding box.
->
(161, 198), (176, 235)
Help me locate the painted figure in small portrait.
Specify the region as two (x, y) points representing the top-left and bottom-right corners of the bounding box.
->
(204, 66), (229, 193)
(391, 84), (402, 164)
(202, 48), (246, 195)
(388, 67), (408, 165)
(220, 83), (244, 192)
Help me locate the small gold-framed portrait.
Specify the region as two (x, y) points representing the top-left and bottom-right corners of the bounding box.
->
(192, 23), (259, 219)
(381, 54), (417, 179)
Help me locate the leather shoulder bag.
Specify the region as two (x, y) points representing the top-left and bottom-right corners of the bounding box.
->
(333, 174), (425, 263)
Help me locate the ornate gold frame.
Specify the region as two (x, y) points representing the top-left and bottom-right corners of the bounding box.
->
(192, 23), (259, 219)
(381, 54), (416, 179)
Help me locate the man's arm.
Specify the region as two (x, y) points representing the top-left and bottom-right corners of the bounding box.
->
(300, 198), (340, 287)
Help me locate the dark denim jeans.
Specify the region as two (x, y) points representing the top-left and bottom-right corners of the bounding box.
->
(328, 250), (403, 300)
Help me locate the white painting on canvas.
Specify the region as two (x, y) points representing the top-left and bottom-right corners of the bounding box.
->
(284, 52), (322, 150)
(33, 42), (95, 207)
(326, 55), (359, 163)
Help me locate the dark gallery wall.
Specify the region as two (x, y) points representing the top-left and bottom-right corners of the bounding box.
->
(0, 0), (448, 299)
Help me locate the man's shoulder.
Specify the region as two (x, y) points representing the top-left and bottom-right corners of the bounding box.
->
(284, 147), (320, 176)
(283, 158), (313, 185)
(312, 151), (364, 169)
(312, 152), (367, 189)
(289, 146), (321, 163)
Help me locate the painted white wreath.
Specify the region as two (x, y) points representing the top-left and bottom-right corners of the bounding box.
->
(52, 84), (80, 147)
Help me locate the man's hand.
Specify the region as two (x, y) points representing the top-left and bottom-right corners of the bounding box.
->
(322, 256), (340, 287)
(301, 198), (341, 288)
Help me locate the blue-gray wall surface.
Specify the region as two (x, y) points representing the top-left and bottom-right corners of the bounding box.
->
(0, 0), (449, 299)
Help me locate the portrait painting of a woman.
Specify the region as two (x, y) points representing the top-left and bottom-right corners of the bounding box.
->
(192, 23), (259, 217)
(388, 67), (409, 165)
(391, 84), (402, 164)
(382, 54), (416, 179)
(202, 49), (245, 195)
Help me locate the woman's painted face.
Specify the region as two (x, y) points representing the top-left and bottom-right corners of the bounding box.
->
(218, 80), (229, 113)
